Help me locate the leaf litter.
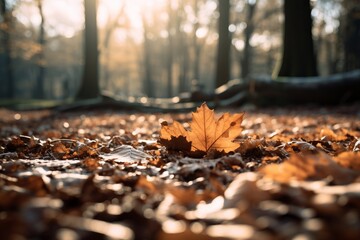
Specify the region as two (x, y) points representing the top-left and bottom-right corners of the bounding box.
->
(0, 105), (360, 239)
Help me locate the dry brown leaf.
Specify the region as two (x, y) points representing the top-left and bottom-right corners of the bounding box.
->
(259, 152), (359, 184)
(159, 121), (191, 152)
(159, 103), (244, 156)
(334, 152), (360, 171)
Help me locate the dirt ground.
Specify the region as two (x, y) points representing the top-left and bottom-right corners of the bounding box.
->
(0, 104), (360, 240)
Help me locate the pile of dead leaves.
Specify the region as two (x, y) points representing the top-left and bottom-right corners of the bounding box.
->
(0, 104), (359, 239)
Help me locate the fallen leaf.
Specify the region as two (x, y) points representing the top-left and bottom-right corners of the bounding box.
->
(188, 105), (243, 154)
(334, 151), (360, 171)
(101, 145), (150, 163)
(82, 157), (100, 171)
(159, 103), (244, 156)
(159, 121), (191, 152)
(51, 142), (70, 159)
(259, 152), (359, 184)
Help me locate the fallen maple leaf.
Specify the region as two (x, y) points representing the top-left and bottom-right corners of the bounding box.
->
(160, 103), (244, 156)
(159, 121), (191, 152)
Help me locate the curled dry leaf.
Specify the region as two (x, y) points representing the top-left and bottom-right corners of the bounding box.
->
(101, 145), (150, 163)
(159, 103), (244, 156)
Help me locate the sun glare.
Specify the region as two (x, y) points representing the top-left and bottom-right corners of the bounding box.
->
(15, 0), (166, 40)
(15, 0), (83, 38)
(98, 0), (166, 42)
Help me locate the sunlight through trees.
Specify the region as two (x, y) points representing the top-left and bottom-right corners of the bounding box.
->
(0, 0), (358, 101)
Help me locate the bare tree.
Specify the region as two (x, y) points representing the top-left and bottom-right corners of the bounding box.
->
(215, 0), (231, 87)
(342, 1), (360, 71)
(0, 0), (14, 98)
(142, 14), (154, 97)
(175, 0), (190, 93)
(0, 0), (3, 17)
(34, 0), (45, 98)
(166, 1), (174, 97)
(192, 0), (201, 82)
(102, 2), (126, 90)
(76, 0), (100, 99)
(277, 0), (317, 77)
(240, 0), (257, 79)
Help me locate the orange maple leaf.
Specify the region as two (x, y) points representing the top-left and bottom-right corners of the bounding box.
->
(159, 103), (244, 156)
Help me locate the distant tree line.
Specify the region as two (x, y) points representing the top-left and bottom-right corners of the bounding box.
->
(0, 0), (359, 100)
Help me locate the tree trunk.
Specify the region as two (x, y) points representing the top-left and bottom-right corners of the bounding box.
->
(192, 0), (200, 83)
(35, 0), (45, 99)
(215, 0), (231, 88)
(343, 2), (360, 71)
(76, 0), (100, 99)
(0, 0), (14, 99)
(176, 0), (189, 93)
(166, 1), (174, 97)
(142, 15), (154, 97)
(250, 71), (360, 105)
(278, 0), (318, 77)
(102, 3), (125, 90)
(0, 0), (3, 17)
(241, 1), (257, 80)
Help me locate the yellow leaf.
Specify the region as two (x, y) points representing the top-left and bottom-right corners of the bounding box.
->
(159, 103), (244, 156)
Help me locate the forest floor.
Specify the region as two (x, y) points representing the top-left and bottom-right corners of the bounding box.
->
(0, 103), (360, 240)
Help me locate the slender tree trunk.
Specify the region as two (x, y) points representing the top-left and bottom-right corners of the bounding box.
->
(192, 0), (200, 82)
(343, 1), (360, 71)
(103, 43), (110, 90)
(0, 0), (4, 17)
(166, 1), (174, 97)
(326, 35), (337, 74)
(241, 1), (257, 80)
(180, 39), (190, 92)
(103, 27), (113, 91)
(142, 15), (154, 97)
(102, 3), (125, 90)
(278, 0), (317, 77)
(76, 0), (100, 99)
(176, 0), (189, 93)
(0, 0), (14, 98)
(215, 0), (231, 88)
(35, 0), (45, 98)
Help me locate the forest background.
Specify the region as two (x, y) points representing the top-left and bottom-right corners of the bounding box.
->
(0, 0), (359, 102)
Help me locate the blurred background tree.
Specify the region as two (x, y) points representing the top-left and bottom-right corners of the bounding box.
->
(0, 0), (358, 102)
(34, 0), (45, 98)
(76, 0), (100, 99)
(215, 0), (231, 87)
(0, 0), (14, 99)
(342, 0), (360, 71)
(277, 0), (318, 77)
